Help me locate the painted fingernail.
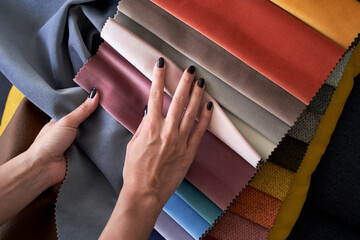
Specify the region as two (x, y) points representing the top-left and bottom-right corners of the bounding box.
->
(158, 57), (164, 68)
(197, 78), (205, 88)
(143, 105), (148, 116)
(187, 65), (195, 74)
(206, 101), (213, 110)
(89, 87), (96, 99)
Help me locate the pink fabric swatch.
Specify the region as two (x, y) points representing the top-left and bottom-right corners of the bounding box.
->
(101, 18), (261, 167)
(74, 42), (256, 210)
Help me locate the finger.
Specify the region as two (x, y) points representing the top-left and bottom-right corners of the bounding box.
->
(187, 101), (213, 159)
(60, 87), (100, 128)
(167, 66), (196, 128)
(148, 57), (165, 117)
(179, 78), (205, 137)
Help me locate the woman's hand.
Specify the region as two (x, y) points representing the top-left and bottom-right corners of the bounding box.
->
(101, 58), (213, 240)
(26, 88), (100, 185)
(0, 89), (99, 225)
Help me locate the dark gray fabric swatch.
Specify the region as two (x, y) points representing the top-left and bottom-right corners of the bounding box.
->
(0, 72), (12, 125)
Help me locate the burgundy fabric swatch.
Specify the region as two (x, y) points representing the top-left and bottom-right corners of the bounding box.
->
(74, 42), (256, 210)
(151, 0), (345, 104)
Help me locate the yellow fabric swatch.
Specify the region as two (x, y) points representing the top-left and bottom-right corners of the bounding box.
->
(0, 86), (24, 136)
(250, 162), (294, 201)
(268, 43), (360, 239)
(269, 0), (360, 49)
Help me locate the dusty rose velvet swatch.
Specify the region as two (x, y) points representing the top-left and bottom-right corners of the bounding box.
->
(151, 0), (345, 104)
(74, 42), (256, 210)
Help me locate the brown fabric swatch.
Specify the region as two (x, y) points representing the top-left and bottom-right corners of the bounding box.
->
(229, 186), (282, 229)
(0, 98), (58, 240)
(208, 212), (269, 240)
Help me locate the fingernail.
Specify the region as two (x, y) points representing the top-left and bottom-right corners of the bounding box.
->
(197, 78), (205, 88)
(187, 65), (195, 74)
(158, 57), (164, 68)
(143, 105), (148, 116)
(89, 88), (96, 99)
(206, 101), (213, 110)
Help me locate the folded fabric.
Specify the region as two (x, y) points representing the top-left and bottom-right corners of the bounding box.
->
(155, 211), (194, 240)
(112, 11), (286, 146)
(0, 98), (58, 240)
(269, 37), (360, 240)
(117, 0), (306, 126)
(148, 229), (165, 240)
(74, 41), (256, 209)
(101, 18), (261, 166)
(269, 0), (360, 49)
(151, 0), (345, 104)
(163, 194), (210, 239)
(176, 179), (222, 225)
(205, 35), (358, 240)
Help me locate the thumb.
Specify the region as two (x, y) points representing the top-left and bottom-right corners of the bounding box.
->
(60, 88), (100, 128)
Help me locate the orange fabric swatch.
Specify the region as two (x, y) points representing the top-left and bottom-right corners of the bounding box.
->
(229, 186), (282, 229)
(151, 0), (344, 104)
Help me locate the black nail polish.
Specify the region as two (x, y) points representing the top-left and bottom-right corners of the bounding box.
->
(187, 65), (195, 74)
(197, 78), (205, 88)
(158, 57), (164, 68)
(206, 101), (213, 110)
(89, 87), (96, 99)
(143, 105), (148, 116)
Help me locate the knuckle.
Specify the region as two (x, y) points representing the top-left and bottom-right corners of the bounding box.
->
(172, 95), (185, 105)
(79, 102), (90, 112)
(150, 90), (162, 99)
(153, 68), (165, 79)
(192, 89), (203, 98)
(184, 111), (196, 121)
(183, 75), (193, 84)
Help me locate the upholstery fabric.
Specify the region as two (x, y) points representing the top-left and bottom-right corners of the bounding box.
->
(112, 10), (287, 145)
(101, 18), (262, 166)
(151, 0), (345, 104)
(0, 86), (24, 135)
(117, 0), (306, 126)
(155, 211), (194, 240)
(74, 41), (256, 210)
(269, 0), (360, 49)
(0, 72), (12, 125)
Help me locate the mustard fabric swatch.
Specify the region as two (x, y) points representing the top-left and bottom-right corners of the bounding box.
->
(0, 86), (24, 136)
(268, 41), (360, 239)
(249, 162), (294, 201)
(269, 0), (360, 49)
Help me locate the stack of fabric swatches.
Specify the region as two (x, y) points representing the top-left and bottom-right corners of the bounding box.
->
(50, 0), (360, 239)
(2, 0), (359, 239)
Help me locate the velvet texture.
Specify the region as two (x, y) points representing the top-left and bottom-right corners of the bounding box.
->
(151, 0), (345, 104)
(0, 98), (56, 240)
(112, 10), (287, 146)
(117, 0), (306, 126)
(269, 0), (360, 49)
(101, 18), (262, 166)
(205, 37), (357, 240)
(74, 41), (256, 210)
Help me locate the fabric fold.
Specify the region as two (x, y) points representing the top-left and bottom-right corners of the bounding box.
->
(100, 18), (261, 167)
(117, 0), (306, 126)
(151, 0), (345, 104)
(74, 41), (256, 210)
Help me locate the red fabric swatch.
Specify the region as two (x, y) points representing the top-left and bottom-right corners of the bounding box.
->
(151, 0), (344, 104)
(74, 42), (256, 210)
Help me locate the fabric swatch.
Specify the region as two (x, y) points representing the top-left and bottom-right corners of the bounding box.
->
(269, 0), (360, 49)
(151, 0), (345, 104)
(208, 212), (269, 240)
(112, 10), (287, 145)
(74, 41), (256, 210)
(229, 186), (282, 229)
(269, 37), (360, 240)
(0, 72), (12, 125)
(101, 18), (262, 166)
(176, 180), (222, 225)
(0, 98), (58, 240)
(155, 211), (194, 240)
(163, 194), (210, 239)
(148, 230), (165, 240)
(249, 162), (294, 201)
(117, 0), (306, 126)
